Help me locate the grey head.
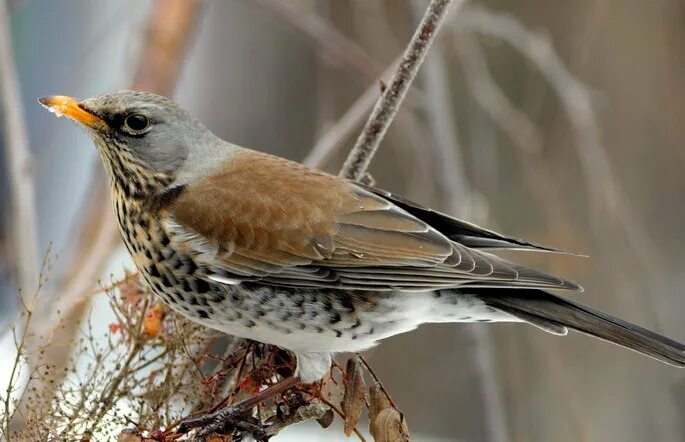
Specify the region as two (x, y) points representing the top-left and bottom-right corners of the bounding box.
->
(40, 90), (232, 196)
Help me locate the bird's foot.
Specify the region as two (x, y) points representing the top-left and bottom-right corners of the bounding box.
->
(177, 376), (301, 441)
(178, 404), (267, 441)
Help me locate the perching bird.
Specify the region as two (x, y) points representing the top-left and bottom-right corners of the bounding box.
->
(40, 90), (685, 392)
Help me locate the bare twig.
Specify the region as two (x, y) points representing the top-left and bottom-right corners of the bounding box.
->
(319, 396), (367, 442)
(263, 403), (329, 438)
(453, 5), (662, 280)
(457, 36), (543, 154)
(19, 0), (203, 434)
(453, 5), (666, 330)
(340, 0), (463, 180)
(304, 58), (402, 168)
(252, 0), (383, 82)
(0, 0), (40, 297)
(413, 5), (510, 439)
(358, 355), (397, 410)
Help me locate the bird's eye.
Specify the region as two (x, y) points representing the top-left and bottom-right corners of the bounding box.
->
(124, 114), (149, 132)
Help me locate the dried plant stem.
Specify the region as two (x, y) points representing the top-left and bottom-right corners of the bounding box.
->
(253, 0), (383, 82)
(319, 396), (367, 442)
(0, 0), (40, 297)
(1, 251), (49, 440)
(457, 36), (542, 154)
(454, 5), (661, 280)
(358, 355), (397, 411)
(415, 9), (510, 439)
(340, 0), (463, 180)
(304, 57), (402, 168)
(19, 1), (204, 435)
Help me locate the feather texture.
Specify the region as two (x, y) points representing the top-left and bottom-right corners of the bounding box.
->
(161, 149), (582, 293)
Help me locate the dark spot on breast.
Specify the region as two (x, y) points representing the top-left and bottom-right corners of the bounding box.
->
(279, 311), (291, 321)
(145, 249), (153, 260)
(210, 292), (225, 303)
(160, 233), (171, 247)
(195, 278), (209, 293)
(329, 312), (341, 324)
(197, 309), (209, 319)
(148, 264), (160, 277)
(334, 330), (342, 338)
(182, 280), (191, 292)
(341, 297), (355, 312)
(161, 275), (173, 288)
(147, 184), (187, 212)
(246, 320), (256, 328)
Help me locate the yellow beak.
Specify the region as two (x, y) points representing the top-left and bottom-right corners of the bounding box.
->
(38, 95), (107, 129)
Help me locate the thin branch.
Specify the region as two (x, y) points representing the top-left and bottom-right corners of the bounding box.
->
(0, 0), (40, 297)
(252, 0), (383, 82)
(358, 355), (397, 410)
(412, 4), (510, 439)
(453, 4), (665, 313)
(304, 58), (401, 168)
(456, 36), (543, 154)
(340, 0), (463, 180)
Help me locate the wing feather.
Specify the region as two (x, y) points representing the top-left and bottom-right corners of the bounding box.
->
(163, 150), (582, 293)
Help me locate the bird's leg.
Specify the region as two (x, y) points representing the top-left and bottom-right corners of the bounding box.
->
(178, 376), (301, 439)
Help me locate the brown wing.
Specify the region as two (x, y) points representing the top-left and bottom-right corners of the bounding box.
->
(164, 149), (580, 292)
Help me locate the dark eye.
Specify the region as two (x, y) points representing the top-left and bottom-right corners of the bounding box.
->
(124, 114), (149, 132)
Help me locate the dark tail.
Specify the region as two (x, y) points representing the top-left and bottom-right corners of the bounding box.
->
(473, 288), (685, 367)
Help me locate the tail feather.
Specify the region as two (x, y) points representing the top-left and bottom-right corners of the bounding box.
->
(474, 288), (685, 367)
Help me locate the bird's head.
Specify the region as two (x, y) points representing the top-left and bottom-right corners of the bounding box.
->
(39, 90), (224, 198)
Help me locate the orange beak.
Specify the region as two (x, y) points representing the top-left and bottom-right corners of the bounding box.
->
(38, 95), (107, 129)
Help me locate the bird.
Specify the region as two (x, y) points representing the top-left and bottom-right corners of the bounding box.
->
(40, 90), (685, 433)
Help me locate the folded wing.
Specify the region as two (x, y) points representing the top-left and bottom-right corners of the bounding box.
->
(163, 150), (581, 292)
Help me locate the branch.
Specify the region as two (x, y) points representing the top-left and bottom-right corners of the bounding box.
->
(412, 4), (510, 439)
(456, 35), (543, 154)
(0, 0), (40, 297)
(304, 58), (402, 168)
(340, 0), (464, 180)
(454, 4), (664, 287)
(253, 0), (383, 82)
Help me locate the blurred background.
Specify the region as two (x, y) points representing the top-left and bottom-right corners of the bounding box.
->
(2, 0), (685, 441)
